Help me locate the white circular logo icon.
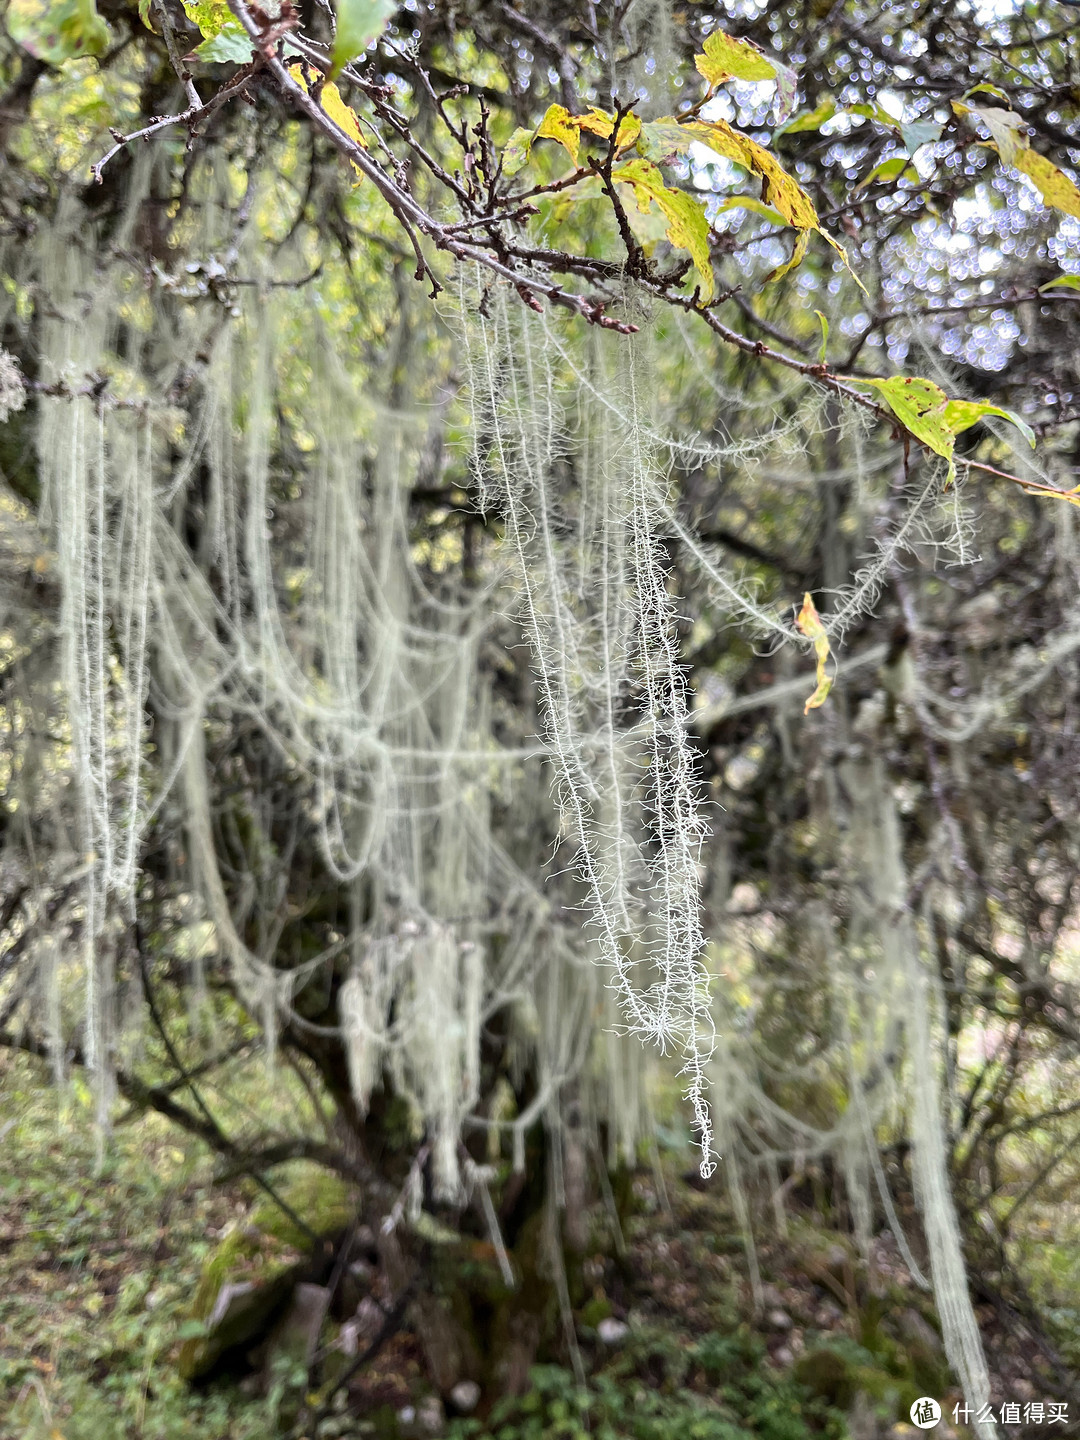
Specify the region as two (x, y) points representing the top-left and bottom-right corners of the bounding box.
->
(910, 1398), (942, 1429)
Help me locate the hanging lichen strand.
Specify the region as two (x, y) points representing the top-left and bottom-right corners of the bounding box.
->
(464, 285), (717, 1173)
(21, 182), (655, 1201)
(847, 754), (996, 1440)
(34, 206), (155, 1133)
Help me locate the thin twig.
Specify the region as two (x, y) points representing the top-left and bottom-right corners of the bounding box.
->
(153, 0), (201, 110)
(90, 69), (253, 183)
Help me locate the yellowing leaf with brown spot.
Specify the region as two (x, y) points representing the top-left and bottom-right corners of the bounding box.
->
(795, 593), (833, 714)
(611, 157), (715, 301)
(855, 375), (955, 479)
(850, 376), (1036, 484)
(1015, 148), (1080, 220)
(536, 104), (581, 166)
(690, 117), (813, 224)
(694, 29), (798, 122)
(695, 29), (776, 85)
(684, 119), (862, 289)
(638, 116), (862, 291)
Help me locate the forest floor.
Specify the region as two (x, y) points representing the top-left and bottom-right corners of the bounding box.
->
(0, 1056), (1074, 1440)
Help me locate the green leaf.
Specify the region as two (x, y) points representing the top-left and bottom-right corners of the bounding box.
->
(712, 195), (786, 228)
(776, 97), (837, 136)
(962, 82), (1010, 103)
(177, 1319), (208, 1340)
(814, 310), (828, 364)
(854, 154), (910, 194)
(943, 399), (1036, 449)
(8, 0), (109, 64)
(848, 101), (902, 130)
(695, 29), (777, 86)
(180, 0), (231, 38)
(330, 0), (394, 79)
(194, 20), (252, 61)
(502, 127), (534, 177)
(1038, 274), (1080, 293)
(952, 101), (1026, 166)
(900, 120), (941, 155)
(137, 0), (154, 30)
(610, 157), (714, 301)
(844, 104), (938, 154)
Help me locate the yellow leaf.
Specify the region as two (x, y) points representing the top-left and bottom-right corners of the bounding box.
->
(321, 81), (367, 152)
(853, 154), (911, 195)
(288, 63), (367, 179)
(762, 226), (808, 285)
(961, 109), (1080, 222)
(536, 104), (581, 166)
(576, 107), (642, 153)
(639, 116), (863, 292)
(180, 0), (232, 38)
(695, 29), (777, 86)
(795, 593), (833, 713)
(778, 97), (838, 134)
(681, 119), (820, 229)
(611, 157), (715, 301)
(1015, 147), (1080, 220)
(712, 195), (786, 227)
